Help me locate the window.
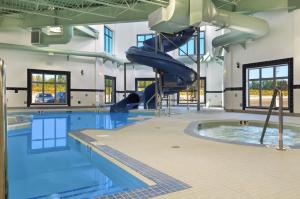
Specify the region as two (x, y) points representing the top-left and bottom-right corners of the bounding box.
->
(179, 31), (205, 56)
(28, 69), (70, 106)
(243, 58), (293, 111)
(137, 34), (155, 47)
(104, 26), (113, 53)
(105, 76), (116, 104)
(135, 78), (155, 91)
(31, 117), (67, 153)
(178, 78), (206, 104)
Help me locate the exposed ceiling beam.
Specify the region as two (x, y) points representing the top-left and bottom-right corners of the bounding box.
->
(18, 0), (116, 18)
(0, 1), (163, 28)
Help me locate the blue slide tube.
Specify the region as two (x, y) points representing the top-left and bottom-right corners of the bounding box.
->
(110, 27), (197, 113)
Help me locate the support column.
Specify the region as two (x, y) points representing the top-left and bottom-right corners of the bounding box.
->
(0, 58), (7, 199)
(154, 32), (160, 115)
(158, 34), (164, 112)
(123, 63), (127, 99)
(196, 27), (201, 111)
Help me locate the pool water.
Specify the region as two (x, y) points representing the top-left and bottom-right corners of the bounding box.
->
(196, 121), (300, 147)
(8, 111), (153, 199)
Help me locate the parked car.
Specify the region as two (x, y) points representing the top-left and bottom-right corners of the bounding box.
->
(56, 92), (66, 103)
(35, 93), (55, 103)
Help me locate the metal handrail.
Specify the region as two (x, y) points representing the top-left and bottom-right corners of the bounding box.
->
(0, 58), (7, 198)
(146, 93), (157, 109)
(260, 87), (284, 150)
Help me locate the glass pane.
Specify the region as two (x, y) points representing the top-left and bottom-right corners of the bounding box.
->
(276, 65), (288, 77)
(179, 44), (187, 55)
(145, 34), (153, 40)
(105, 37), (109, 51)
(261, 67), (273, 78)
(137, 35), (144, 42)
(56, 84), (67, 104)
(110, 39), (113, 52)
(248, 80), (260, 107)
(261, 80), (274, 107)
(276, 79), (289, 108)
(179, 80), (204, 104)
(43, 83), (55, 103)
(107, 79), (112, 87)
(145, 80), (154, 87)
(138, 42), (143, 47)
(200, 39), (205, 55)
(249, 69), (260, 79)
(44, 74), (55, 83)
(32, 74), (43, 82)
(56, 75), (66, 83)
(187, 39), (195, 55)
(32, 83), (43, 103)
(200, 32), (205, 38)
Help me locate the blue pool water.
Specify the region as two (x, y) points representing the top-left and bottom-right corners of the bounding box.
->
(8, 111), (153, 199)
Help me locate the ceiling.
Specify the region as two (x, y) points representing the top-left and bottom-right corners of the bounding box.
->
(0, 0), (298, 28)
(0, 0), (169, 27)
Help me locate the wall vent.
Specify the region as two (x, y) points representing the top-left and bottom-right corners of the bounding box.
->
(31, 30), (41, 45)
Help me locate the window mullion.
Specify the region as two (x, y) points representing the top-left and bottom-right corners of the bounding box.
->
(259, 68), (262, 107)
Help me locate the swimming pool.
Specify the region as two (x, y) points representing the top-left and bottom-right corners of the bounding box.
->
(8, 111), (153, 199)
(185, 120), (300, 148)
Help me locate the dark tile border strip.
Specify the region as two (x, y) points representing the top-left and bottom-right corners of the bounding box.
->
(71, 88), (104, 92)
(206, 90), (223, 93)
(6, 87), (28, 91)
(6, 87), (136, 93)
(294, 85), (300, 89)
(224, 87), (243, 91)
(71, 132), (191, 199)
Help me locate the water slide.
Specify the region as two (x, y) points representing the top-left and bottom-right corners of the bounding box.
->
(110, 27), (197, 112)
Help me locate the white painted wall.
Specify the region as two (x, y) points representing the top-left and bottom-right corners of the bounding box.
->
(223, 10), (300, 113)
(0, 26), (103, 107)
(0, 21), (224, 108)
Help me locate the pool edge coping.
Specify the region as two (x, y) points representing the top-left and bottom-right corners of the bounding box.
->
(184, 120), (300, 149)
(69, 131), (192, 199)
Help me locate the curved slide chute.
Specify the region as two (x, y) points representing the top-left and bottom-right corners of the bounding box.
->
(110, 27), (197, 113)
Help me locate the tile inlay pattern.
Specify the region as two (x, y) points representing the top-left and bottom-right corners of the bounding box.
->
(72, 132), (191, 199)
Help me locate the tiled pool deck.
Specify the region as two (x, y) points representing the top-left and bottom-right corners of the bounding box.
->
(71, 109), (300, 199)
(71, 132), (191, 199)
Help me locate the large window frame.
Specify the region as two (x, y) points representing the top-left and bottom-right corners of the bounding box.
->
(136, 34), (155, 47)
(177, 77), (206, 105)
(179, 31), (205, 56)
(105, 75), (116, 104)
(135, 78), (155, 92)
(243, 58), (293, 113)
(104, 26), (113, 54)
(27, 69), (71, 107)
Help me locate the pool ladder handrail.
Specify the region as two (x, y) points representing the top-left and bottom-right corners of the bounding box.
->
(260, 87), (284, 150)
(146, 93), (157, 109)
